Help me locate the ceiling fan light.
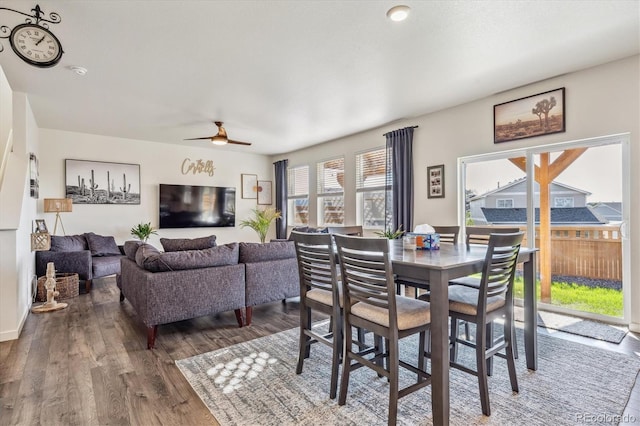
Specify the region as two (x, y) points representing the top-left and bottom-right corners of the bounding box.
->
(212, 135), (228, 145)
(387, 5), (410, 21)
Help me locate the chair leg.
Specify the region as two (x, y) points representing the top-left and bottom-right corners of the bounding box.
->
(450, 318), (459, 362)
(296, 307), (311, 374)
(338, 319), (354, 406)
(486, 322), (494, 377)
(512, 321), (519, 360)
(475, 322), (491, 416)
(329, 314), (342, 399)
(464, 321), (470, 340)
(388, 336), (400, 426)
(374, 334), (384, 378)
(505, 319), (519, 393)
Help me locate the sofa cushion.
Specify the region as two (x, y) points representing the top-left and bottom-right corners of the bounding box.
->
(139, 243), (239, 273)
(85, 232), (121, 256)
(135, 243), (162, 268)
(239, 241), (296, 263)
(92, 255), (123, 278)
(160, 235), (217, 252)
(49, 234), (88, 252)
(123, 240), (144, 261)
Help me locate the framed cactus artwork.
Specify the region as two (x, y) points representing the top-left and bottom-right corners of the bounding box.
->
(65, 159), (141, 204)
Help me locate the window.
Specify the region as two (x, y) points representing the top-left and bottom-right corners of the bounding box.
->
(356, 148), (390, 229)
(554, 197), (574, 207)
(287, 165), (309, 226)
(317, 157), (344, 225)
(496, 199), (514, 208)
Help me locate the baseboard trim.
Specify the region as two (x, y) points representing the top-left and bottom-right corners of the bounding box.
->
(629, 322), (640, 333)
(0, 304), (29, 342)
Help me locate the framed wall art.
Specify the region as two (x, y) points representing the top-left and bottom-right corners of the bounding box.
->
(494, 87), (565, 143)
(241, 174), (258, 199)
(257, 180), (272, 205)
(65, 159), (140, 204)
(427, 164), (444, 199)
(29, 153), (39, 198)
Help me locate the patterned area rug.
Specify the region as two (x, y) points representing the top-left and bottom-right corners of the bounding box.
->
(514, 307), (628, 344)
(176, 323), (640, 425)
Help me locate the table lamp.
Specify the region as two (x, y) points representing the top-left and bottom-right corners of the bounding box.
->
(44, 198), (73, 235)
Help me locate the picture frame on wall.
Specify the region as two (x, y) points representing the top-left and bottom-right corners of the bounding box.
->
(34, 219), (48, 233)
(65, 159), (141, 204)
(494, 87), (565, 143)
(241, 174), (258, 199)
(257, 180), (272, 205)
(427, 164), (445, 199)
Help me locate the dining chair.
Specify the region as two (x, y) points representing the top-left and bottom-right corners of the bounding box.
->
(290, 231), (344, 398)
(326, 225), (364, 236)
(394, 225), (460, 298)
(334, 235), (432, 426)
(444, 232), (523, 416)
(450, 226), (521, 354)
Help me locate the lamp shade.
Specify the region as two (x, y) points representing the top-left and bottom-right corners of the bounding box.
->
(44, 198), (73, 213)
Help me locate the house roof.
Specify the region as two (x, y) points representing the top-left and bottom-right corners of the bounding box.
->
(481, 207), (606, 224)
(0, 1), (637, 154)
(468, 177), (591, 202)
(588, 202), (623, 222)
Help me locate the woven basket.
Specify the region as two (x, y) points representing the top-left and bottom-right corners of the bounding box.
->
(36, 273), (79, 302)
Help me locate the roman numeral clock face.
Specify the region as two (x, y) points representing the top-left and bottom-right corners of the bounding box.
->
(9, 24), (63, 68)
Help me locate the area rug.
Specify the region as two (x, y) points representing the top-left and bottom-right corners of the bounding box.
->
(176, 323), (640, 425)
(514, 307), (628, 344)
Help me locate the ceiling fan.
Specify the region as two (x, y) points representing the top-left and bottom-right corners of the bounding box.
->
(184, 121), (252, 146)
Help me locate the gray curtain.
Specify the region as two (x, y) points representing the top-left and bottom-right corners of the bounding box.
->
(385, 127), (414, 233)
(273, 159), (288, 239)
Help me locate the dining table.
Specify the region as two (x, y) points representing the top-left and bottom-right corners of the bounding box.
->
(388, 240), (538, 425)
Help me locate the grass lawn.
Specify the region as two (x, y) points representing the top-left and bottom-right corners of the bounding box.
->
(513, 278), (623, 318)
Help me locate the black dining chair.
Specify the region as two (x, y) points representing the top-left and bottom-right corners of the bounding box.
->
(443, 232), (523, 416)
(326, 225), (364, 236)
(335, 235), (432, 426)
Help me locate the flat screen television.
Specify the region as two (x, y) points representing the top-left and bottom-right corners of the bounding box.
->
(159, 184), (236, 228)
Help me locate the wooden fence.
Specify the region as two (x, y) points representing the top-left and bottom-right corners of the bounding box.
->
(517, 225), (622, 281)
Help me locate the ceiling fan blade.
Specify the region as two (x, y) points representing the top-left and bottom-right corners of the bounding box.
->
(227, 139), (252, 146)
(184, 136), (213, 141)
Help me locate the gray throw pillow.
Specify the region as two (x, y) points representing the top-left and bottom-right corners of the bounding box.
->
(160, 235), (217, 252)
(239, 241), (296, 263)
(140, 243), (238, 273)
(85, 232), (121, 256)
(135, 243), (161, 268)
(123, 240), (144, 261)
(49, 234), (88, 252)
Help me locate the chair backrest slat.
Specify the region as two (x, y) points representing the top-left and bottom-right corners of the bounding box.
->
(466, 226), (521, 247)
(291, 231), (339, 304)
(432, 225), (460, 245)
(479, 232), (524, 302)
(327, 226), (364, 236)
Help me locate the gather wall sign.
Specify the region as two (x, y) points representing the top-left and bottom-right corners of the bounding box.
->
(181, 158), (215, 176)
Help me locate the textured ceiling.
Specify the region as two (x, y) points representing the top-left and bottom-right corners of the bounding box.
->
(0, 1), (638, 154)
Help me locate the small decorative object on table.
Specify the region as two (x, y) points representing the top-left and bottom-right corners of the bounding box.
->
(409, 233), (440, 250)
(130, 222), (158, 242)
(374, 225), (404, 240)
(32, 262), (68, 313)
(30, 220), (51, 251)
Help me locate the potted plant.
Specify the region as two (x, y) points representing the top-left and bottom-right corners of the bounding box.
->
(130, 222), (158, 242)
(374, 225), (404, 239)
(239, 207), (281, 243)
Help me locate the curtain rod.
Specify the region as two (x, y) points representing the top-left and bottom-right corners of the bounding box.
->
(382, 125), (419, 136)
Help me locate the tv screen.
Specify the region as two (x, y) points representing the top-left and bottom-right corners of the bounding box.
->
(159, 184), (236, 228)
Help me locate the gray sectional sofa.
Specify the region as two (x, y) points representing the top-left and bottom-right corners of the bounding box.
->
(36, 232), (125, 292)
(118, 238), (299, 349)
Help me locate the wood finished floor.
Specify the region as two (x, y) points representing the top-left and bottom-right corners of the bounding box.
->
(1, 277), (639, 425)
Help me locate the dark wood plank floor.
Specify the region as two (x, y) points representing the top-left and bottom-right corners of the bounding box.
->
(1, 277), (639, 425)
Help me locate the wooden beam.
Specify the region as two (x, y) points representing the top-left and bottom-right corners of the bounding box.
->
(508, 157), (540, 182)
(539, 153), (552, 301)
(548, 148), (587, 181)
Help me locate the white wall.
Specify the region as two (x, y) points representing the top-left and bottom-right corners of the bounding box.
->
(0, 91), (39, 342)
(272, 55), (640, 329)
(38, 130), (274, 246)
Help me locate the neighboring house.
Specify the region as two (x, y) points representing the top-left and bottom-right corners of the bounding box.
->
(469, 178), (597, 225)
(588, 202), (623, 223)
(481, 207), (605, 225)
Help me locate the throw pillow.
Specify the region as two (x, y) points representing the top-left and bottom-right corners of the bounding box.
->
(160, 235), (217, 252)
(49, 234), (88, 252)
(85, 232), (121, 256)
(135, 243), (161, 268)
(140, 243), (239, 273)
(123, 240), (143, 261)
(239, 241), (296, 263)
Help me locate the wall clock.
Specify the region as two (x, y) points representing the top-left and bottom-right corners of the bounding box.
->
(9, 23), (63, 68)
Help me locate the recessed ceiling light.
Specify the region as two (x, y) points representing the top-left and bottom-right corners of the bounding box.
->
(387, 5), (410, 22)
(70, 66), (87, 76)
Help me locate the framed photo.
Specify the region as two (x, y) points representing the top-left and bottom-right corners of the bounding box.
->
(257, 180), (272, 205)
(65, 159), (141, 204)
(494, 87), (565, 143)
(427, 165), (445, 199)
(241, 174), (258, 199)
(29, 153), (39, 199)
(35, 219), (48, 233)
